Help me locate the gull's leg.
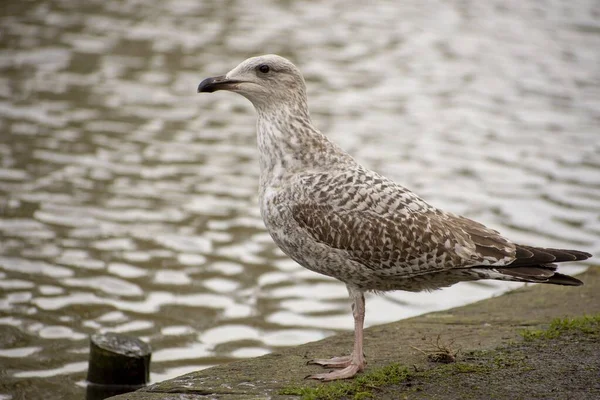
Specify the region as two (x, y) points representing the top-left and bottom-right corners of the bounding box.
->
(307, 286), (366, 381)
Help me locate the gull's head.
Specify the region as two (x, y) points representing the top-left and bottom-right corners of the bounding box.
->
(198, 55), (307, 111)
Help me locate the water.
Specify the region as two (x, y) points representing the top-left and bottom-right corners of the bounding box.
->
(1, 0), (599, 398)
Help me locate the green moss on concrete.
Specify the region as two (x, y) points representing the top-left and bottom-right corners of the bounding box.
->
(279, 360), (504, 399)
(279, 363), (411, 400)
(520, 314), (600, 341)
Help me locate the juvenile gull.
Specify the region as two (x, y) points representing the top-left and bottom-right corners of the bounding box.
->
(197, 55), (592, 381)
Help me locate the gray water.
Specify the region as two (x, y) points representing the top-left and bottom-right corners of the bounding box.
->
(1, 0), (599, 398)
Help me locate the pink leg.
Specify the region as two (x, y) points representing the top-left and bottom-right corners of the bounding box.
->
(307, 286), (366, 381)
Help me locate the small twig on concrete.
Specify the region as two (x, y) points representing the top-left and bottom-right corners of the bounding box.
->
(411, 334), (461, 364)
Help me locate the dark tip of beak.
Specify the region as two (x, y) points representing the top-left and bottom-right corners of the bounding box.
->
(197, 75), (239, 93)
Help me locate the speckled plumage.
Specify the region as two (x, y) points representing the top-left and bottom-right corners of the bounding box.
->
(198, 54), (591, 380)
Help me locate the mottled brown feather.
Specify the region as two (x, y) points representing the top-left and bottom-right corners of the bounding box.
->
(292, 204), (515, 278)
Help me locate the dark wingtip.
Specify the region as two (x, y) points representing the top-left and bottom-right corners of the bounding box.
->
(513, 245), (592, 266)
(568, 250), (592, 260)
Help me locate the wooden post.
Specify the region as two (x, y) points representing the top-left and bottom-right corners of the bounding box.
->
(86, 332), (151, 400)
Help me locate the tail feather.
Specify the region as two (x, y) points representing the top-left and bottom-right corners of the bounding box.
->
(495, 266), (583, 286)
(476, 245), (590, 286)
(546, 273), (584, 286)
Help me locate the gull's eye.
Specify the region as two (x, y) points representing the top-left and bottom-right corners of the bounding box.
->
(258, 64), (270, 74)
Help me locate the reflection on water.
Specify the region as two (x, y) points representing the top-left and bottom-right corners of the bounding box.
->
(1, 0), (599, 398)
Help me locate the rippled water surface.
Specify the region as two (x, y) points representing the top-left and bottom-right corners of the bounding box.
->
(1, 0), (599, 398)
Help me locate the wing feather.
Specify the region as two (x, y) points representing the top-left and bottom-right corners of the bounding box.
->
(291, 203), (516, 277)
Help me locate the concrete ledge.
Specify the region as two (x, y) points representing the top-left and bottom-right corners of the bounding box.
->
(108, 267), (599, 400)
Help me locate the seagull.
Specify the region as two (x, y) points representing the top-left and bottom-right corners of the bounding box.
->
(197, 55), (592, 381)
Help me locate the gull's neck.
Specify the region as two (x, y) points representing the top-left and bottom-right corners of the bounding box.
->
(255, 101), (353, 185)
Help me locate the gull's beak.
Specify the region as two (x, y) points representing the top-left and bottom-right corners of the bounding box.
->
(197, 75), (241, 93)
